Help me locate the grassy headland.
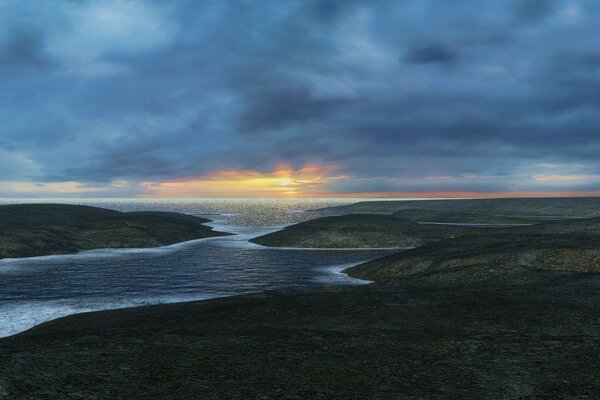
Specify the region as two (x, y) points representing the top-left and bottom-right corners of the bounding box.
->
(0, 204), (230, 259)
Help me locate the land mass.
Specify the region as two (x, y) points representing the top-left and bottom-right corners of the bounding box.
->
(320, 196), (600, 216)
(249, 213), (532, 248)
(0, 204), (231, 259)
(1, 198), (600, 398)
(251, 198), (600, 249)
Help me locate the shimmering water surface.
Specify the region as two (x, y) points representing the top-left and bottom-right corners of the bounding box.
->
(0, 198), (400, 337)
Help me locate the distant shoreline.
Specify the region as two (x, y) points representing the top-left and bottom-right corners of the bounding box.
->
(0, 204), (231, 260)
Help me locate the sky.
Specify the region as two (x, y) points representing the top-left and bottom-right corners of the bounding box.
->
(1, 0), (600, 198)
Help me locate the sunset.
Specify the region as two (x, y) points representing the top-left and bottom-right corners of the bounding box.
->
(2, 1), (600, 398)
(139, 163), (347, 197)
(2, 0), (600, 198)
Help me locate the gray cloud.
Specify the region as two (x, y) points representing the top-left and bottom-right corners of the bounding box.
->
(0, 30), (51, 72)
(512, 0), (555, 22)
(404, 42), (459, 65)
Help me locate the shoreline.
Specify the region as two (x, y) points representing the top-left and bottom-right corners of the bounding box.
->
(0, 235), (231, 264)
(3, 266), (600, 398)
(0, 260), (372, 339)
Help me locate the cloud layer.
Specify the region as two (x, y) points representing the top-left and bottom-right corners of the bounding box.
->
(1, 0), (600, 197)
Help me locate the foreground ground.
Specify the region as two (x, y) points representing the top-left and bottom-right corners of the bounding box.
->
(1, 267), (600, 399)
(0, 204), (230, 259)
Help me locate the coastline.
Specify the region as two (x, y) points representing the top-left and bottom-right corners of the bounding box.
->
(0, 204), (232, 260)
(0, 262), (372, 339)
(0, 235), (230, 264)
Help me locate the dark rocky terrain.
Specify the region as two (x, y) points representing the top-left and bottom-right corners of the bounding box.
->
(1, 198), (600, 399)
(251, 200), (600, 249)
(0, 204), (230, 259)
(1, 264), (600, 399)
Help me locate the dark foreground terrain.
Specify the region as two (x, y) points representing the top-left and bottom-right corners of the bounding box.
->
(0, 204), (230, 259)
(1, 198), (600, 399)
(1, 265), (600, 399)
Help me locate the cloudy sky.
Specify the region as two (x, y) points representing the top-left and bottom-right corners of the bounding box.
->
(1, 0), (600, 198)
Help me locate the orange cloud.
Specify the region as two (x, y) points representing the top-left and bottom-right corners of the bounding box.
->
(140, 163), (348, 198)
(0, 181), (106, 194)
(533, 174), (589, 182)
(138, 165), (600, 199)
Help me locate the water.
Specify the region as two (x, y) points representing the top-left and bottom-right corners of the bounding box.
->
(0, 198), (399, 337)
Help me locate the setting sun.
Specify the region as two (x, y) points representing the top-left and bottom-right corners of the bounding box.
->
(140, 163), (347, 198)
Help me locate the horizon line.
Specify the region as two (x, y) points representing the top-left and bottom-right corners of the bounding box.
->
(1, 191), (600, 201)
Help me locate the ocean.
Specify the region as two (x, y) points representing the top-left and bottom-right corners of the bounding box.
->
(0, 198), (399, 337)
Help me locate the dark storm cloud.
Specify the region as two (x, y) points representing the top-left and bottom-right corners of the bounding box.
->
(512, 0), (555, 22)
(238, 86), (353, 132)
(0, 30), (51, 71)
(404, 42), (459, 65)
(1, 0), (600, 195)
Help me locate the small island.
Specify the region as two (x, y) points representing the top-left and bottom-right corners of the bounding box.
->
(0, 204), (231, 259)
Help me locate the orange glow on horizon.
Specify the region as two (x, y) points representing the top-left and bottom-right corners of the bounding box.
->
(137, 163), (600, 199)
(139, 169), (600, 199)
(140, 163), (348, 198)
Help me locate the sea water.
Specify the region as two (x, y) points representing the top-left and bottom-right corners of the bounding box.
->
(0, 198), (399, 337)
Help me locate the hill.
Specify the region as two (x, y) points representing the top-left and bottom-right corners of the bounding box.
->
(345, 233), (600, 281)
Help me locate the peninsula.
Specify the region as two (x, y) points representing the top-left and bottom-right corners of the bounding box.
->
(0, 204), (230, 259)
(251, 197), (600, 248)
